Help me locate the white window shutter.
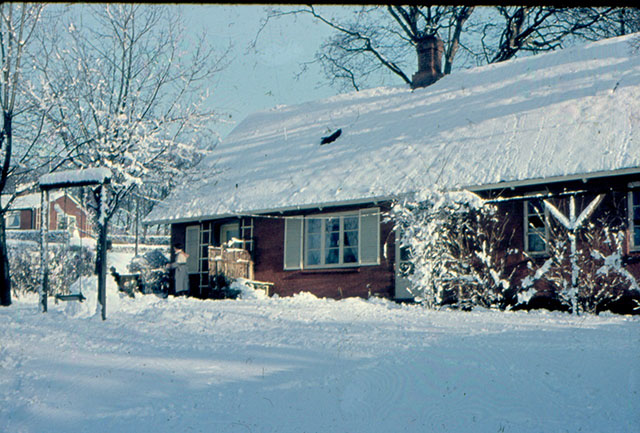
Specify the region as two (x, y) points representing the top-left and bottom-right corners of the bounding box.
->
(359, 208), (380, 265)
(284, 217), (303, 270)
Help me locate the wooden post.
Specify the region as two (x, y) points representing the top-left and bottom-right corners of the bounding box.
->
(40, 190), (49, 313)
(134, 195), (139, 257)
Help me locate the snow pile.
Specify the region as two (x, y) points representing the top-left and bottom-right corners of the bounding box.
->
(1, 294), (638, 432)
(147, 34), (640, 224)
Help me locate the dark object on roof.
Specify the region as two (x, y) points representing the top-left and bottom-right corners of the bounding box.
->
(320, 128), (342, 145)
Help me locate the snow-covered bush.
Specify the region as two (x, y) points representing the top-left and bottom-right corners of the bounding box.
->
(127, 249), (170, 295)
(520, 211), (639, 314)
(391, 189), (513, 310)
(8, 242), (94, 296)
(7, 229), (70, 244)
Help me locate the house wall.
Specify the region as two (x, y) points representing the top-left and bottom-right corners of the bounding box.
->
(479, 174), (640, 310)
(167, 173), (639, 310)
(49, 196), (92, 237)
(20, 209), (34, 229)
(170, 203), (397, 299)
(251, 211), (396, 299)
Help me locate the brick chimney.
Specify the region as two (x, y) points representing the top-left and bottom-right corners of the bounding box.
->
(411, 36), (444, 89)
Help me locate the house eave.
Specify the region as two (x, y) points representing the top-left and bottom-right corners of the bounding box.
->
(463, 167), (640, 193)
(146, 167), (640, 226)
(143, 194), (401, 226)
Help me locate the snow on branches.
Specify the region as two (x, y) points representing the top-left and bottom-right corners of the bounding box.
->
(393, 189), (639, 314)
(521, 203), (640, 314)
(36, 4), (223, 226)
(390, 189), (513, 310)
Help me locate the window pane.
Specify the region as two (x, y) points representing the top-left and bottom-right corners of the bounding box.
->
(634, 206), (640, 222)
(7, 213), (20, 228)
(307, 232), (321, 250)
(307, 218), (321, 234)
(528, 201), (541, 214)
(635, 227), (640, 247)
(528, 215), (544, 228)
(325, 248), (339, 264)
(633, 190), (640, 206)
(344, 247), (358, 263)
(344, 216), (358, 231)
(326, 217), (340, 232)
(326, 231), (340, 248)
(344, 230), (358, 247)
(307, 249), (320, 266)
(528, 234), (545, 252)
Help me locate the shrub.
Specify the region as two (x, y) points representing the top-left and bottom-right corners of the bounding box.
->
(127, 249), (170, 295)
(8, 241), (94, 296)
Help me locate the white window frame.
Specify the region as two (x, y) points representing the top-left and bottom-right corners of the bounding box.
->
(523, 198), (549, 255)
(283, 208), (380, 271)
(629, 185), (640, 252)
(6, 211), (21, 229)
(304, 211), (361, 269)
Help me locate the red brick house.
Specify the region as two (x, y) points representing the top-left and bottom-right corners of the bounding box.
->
(145, 34), (640, 303)
(6, 191), (93, 238)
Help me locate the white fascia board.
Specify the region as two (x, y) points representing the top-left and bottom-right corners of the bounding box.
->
(463, 167), (640, 193)
(143, 194), (400, 226)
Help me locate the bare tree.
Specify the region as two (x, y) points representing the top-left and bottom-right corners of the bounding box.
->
(0, 3), (48, 306)
(481, 7), (614, 63)
(261, 6), (621, 91)
(259, 6), (473, 90)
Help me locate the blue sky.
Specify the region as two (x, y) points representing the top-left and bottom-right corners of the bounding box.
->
(183, 5), (347, 140)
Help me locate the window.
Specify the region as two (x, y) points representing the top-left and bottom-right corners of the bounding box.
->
(630, 189), (640, 251)
(284, 208), (380, 270)
(57, 214), (77, 234)
(524, 199), (547, 254)
(305, 214), (359, 267)
(6, 211), (21, 229)
(220, 222), (240, 247)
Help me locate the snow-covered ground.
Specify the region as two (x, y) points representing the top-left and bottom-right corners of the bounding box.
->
(1, 285), (638, 433)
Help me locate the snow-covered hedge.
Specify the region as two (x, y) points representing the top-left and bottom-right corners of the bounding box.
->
(7, 229), (70, 244)
(109, 234), (169, 245)
(8, 241), (94, 296)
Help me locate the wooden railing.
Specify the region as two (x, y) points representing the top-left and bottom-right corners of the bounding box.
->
(208, 245), (254, 280)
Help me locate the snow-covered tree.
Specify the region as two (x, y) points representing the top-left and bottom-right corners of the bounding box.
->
(391, 189), (513, 309)
(0, 4), (59, 305)
(38, 4), (228, 235)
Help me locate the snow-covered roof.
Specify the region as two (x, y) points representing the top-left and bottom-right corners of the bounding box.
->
(146, 34), (640, 225)
(5, 191), (65, 210)
(39, 168), (111, 190)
